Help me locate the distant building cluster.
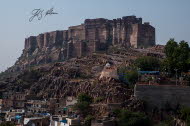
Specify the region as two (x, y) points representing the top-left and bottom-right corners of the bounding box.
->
(0, 92), (80, 126)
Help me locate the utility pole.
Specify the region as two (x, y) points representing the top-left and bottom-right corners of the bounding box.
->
(174, 69), (178, 86)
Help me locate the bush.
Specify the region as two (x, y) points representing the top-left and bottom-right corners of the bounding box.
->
(84, 115), (95, 126)
(0, 122), (15, 126)
(118, 66), (138, 85)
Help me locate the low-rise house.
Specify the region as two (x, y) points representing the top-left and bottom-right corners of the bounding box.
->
(49, 98), (67, 115)
(51, 115), (63, 122)
(24, 117), (50, 126)
(2, 92), (27, 110)
(3, 109), (24, 125)
(66, 118), (80, 126)
(49, 96), (77, 116)
(65, 96), (77, 117)
(50, 117), (80, 126)
(26, 97), (49, 114)
(2, 92), (14, 110)
(13, 92), (27, 109)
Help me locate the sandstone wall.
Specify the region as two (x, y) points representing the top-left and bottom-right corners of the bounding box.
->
(130, 24), (139, 48)
(135, 85), (190, 108)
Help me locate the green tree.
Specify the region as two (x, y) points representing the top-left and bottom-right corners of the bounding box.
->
(165, 39), (178, 58)
(73, 101), (90, 114)
(177, 41), (190, 72)
(77, 93), (93, 104)
(73, 93), (93, 117)
(163, 39), (190, 74)
(116, 109), (152, 126)
(135, 56), (160, 71)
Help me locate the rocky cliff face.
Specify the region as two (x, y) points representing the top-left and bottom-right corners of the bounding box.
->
(7, 16), (155, 73)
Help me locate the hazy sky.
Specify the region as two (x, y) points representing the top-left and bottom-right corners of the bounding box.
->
(0, 0), (190, 72)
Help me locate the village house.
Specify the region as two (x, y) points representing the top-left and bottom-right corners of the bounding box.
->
(48, 96), (77, 116)
(2, 92), (14, 110)
(25, 97), (49, 114)
(2, 91), (27, 111)
(24, 117), (50, 126)
(50, 117), (80, 126)
(91, 119), (116, 126)
(48, 98), (66, 115)
(13, 92), (27, 109)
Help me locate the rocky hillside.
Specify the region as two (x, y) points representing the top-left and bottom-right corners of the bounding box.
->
(0, 45), (166, 118)
(0, 46), (165, 96)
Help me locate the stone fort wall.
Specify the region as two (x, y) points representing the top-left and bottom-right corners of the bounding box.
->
(134, 85), (190, 108)
(24, 16), (155, 59)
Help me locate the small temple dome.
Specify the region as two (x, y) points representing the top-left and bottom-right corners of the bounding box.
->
(99, 63), (119, 80)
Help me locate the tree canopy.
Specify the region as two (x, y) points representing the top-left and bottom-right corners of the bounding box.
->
(163, 39), (190, 74)
(114, 109), (152, 126)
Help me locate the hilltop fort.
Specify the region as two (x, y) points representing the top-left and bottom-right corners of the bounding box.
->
(10, 16), (155, 72)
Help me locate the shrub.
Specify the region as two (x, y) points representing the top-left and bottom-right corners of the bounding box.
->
(179, 107), (190, 125)
(94, 97), (105, 103)
(77, 93), (93, 104)
(73, 101), (90, 112)
(118, 66), (138, 85)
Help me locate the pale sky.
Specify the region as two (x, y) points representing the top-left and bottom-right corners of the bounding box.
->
(0, 0), (190, 72)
